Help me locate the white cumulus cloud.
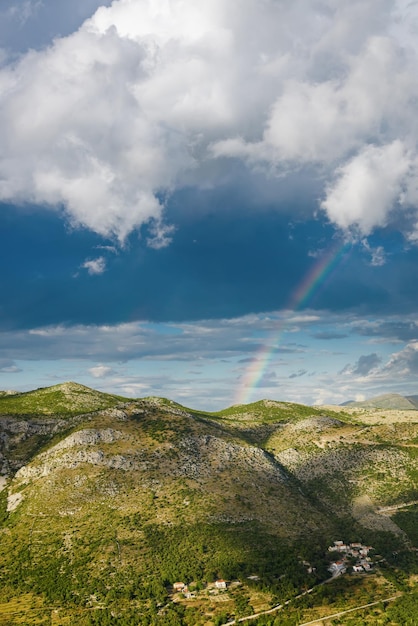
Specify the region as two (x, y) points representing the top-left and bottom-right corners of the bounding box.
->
(1, 0), (418, 240)
(321, 141), (412, 235)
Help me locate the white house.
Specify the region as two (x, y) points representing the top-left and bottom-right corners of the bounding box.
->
(215, 579), (228, 589)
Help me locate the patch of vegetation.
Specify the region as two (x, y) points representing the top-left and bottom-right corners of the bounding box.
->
(392, 506), (418, 547)
(213, 400), (345, 424)
(242, 574), (401, 625)
(0, 489), (7, 527)
(383, 590), (418, 625)
(140, 522), (325, 590)
(0, 511), (329, 624)
(0, 383), (127, 417)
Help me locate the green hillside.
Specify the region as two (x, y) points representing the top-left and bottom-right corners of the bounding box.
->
(0, 384), (417, 625)
(0, 382), (126, 417)
(213, 398), (343, 421)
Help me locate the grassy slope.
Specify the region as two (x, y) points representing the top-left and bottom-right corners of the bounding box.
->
(0, 382), (127, 417)
(213, 399), (348, 421)
(0, 386), (418, 624)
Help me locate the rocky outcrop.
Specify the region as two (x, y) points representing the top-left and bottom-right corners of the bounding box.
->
(15, 450), (139, 482)
(174, 435), (288, 481)
(290, 416), (343, 431)
(49, 428), (124, 452)
(14, 429), (129, 483)
(277, 445), (413, 481)
(7, 491), (22, 512)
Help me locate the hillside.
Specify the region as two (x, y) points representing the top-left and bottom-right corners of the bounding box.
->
(0, 381), (126, 417)
(0, 384), (417, 625)
(343, 393), (418, 411)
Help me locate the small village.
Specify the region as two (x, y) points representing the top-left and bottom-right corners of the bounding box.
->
(328, 540), (375, 576)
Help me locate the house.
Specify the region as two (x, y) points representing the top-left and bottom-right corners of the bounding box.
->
(215, 579), (228, 589)
(331, 541), (348, 552)
(173, 582), (186, 592)
(328, 561), (346, 576)
(352, 565), (363, 573)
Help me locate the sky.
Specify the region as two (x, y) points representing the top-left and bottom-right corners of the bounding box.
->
(1, 0), (418, 410)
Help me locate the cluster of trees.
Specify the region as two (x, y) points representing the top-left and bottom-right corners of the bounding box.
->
(393, 506), (418, 547)
(141, 521), (323, 593)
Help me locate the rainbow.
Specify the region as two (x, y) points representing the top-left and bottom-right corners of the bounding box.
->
(234, 240), (352, 405)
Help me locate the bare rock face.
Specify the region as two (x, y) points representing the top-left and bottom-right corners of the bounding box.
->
(14, 429), (127, 483)
(50, 428), (124, 452)
(99, 408), (128, 421)
(290, 416), (343, 431)
(7, 491), (23, 512)
(174, 435), (288, 481)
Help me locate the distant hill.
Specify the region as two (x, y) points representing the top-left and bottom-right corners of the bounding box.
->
(343, 393), (418, 410)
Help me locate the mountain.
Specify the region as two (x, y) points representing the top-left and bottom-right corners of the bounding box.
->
(343, 393), (418, 410)
(406, 395), (418, 409)
(0, 384), (417, 625)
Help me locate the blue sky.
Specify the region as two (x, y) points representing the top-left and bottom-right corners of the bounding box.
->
(1, 0), (418, 409)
